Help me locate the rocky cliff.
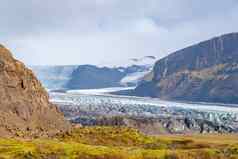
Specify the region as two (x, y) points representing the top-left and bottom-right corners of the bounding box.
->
(0, 45), (71, 137)
(135, 33), (238, 104)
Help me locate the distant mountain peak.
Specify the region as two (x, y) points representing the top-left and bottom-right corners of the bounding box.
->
(31, 55), (157, 90)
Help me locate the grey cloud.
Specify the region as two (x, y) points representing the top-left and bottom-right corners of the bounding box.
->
(0, 0), (237, 65)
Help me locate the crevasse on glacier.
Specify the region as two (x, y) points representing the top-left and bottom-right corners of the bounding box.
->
(50, 92), (238, 129)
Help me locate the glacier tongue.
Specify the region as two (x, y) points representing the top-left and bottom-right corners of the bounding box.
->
(50, 92), (238, 129)
(50, 93), (238, 120)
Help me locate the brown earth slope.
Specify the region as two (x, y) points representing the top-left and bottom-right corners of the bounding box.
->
(0, 45), (71, 137)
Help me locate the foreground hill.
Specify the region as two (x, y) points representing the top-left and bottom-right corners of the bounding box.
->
(134, 33), (238, 104)
(0, 45), (70, 137)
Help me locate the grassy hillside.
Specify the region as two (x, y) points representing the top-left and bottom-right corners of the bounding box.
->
(0, 127), (238, 159)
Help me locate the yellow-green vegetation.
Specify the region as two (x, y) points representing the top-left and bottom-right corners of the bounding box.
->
(0, 127), (238, 159)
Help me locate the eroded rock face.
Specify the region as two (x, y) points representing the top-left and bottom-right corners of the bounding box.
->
(0, 45), (71, 137)
(135, 33), (238, 104)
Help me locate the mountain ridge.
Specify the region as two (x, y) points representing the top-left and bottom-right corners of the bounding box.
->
(134, 32), (238, 104)
(31, 56), (156, 90)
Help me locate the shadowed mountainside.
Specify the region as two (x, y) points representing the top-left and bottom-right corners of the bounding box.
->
(134, 33), (238, 104)
(31, 56), (156, 90)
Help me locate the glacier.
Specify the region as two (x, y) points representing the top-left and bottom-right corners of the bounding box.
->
(50, 91), (238, 132)
(66, 87), (136, 95)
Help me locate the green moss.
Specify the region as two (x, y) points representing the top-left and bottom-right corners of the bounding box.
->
(58, 127), (161, 148)
(0, 127), (237, 159)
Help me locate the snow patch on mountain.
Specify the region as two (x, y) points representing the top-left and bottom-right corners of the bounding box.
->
(120, 70), (151, 86)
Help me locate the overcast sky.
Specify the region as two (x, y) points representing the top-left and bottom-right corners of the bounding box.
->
(0, 0), (238, 66)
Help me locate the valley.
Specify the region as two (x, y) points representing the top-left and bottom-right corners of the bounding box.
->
(0, 0), (238, 158)
(1, 32), (238, 159)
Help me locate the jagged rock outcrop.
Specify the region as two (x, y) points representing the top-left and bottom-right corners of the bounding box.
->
(134, 33), (238, 104)
(0, 45), (71, 137)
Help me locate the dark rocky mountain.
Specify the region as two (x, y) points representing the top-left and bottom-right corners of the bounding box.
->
(66, 65), (126, 89)
(0, 45), (71, 137)
(31, 56), (156, 90)
(66, 64), (151, 89)
(134, 33), (238, 104)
